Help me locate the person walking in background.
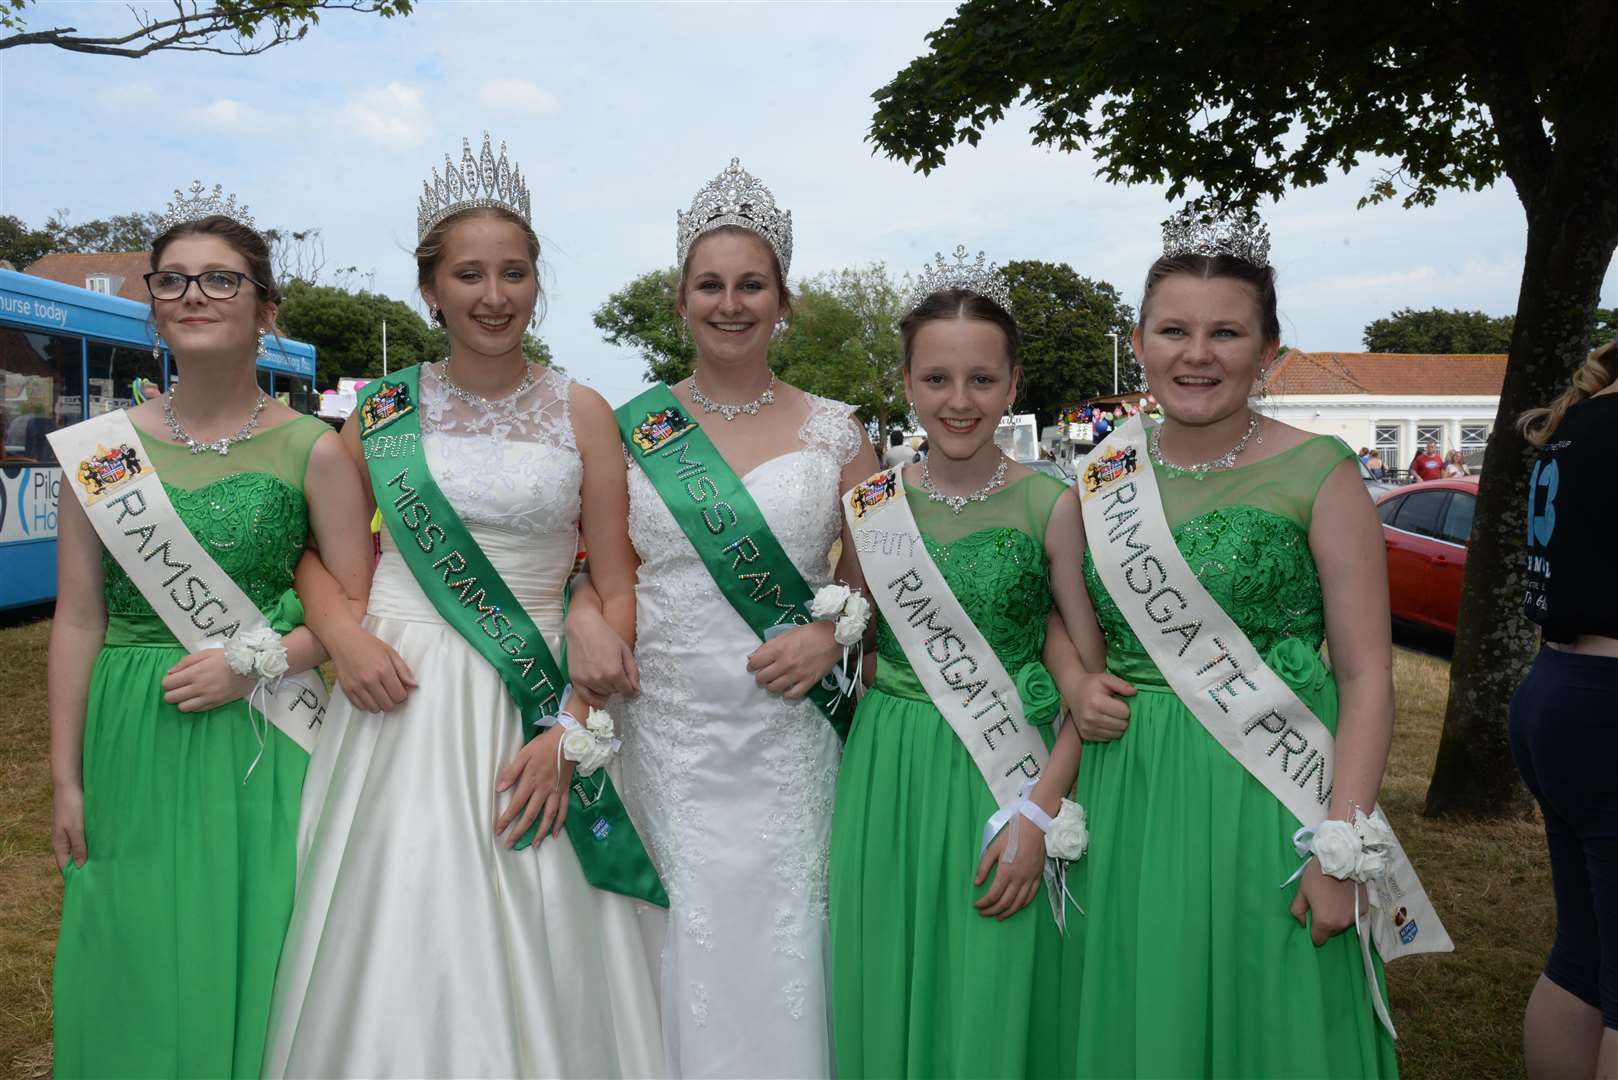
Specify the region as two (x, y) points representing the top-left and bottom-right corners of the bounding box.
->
(1509, 339), (1618, 1080)
(1443, 449), (1471, 477)
(884, 428), (919, 468)
(1410, 439), (1445, 481)
(1366, 449), (1388, 479)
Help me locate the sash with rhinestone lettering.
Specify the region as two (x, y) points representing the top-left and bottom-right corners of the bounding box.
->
(1076, 415), (1451, 977)
(47, 411), (327, 754)
(359, 366), (667, 906)
(843, 467), (1049, 810)
(616, 384), (849, 739)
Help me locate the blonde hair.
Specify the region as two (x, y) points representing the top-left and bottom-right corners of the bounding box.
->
(1517, 340), (1618, 445)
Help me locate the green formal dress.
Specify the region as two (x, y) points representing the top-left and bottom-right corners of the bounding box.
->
(1065, 436), (1399, 1078)
(830, 472), (1069, 1079)
(53, 416), (326, 1079)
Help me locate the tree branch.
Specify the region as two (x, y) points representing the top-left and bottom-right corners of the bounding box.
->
(0, 0), (408, 57)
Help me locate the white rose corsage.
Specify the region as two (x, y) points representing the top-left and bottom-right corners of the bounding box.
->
(1286, 806), (1396, 885)
(224, 626), (290, 681)
(1044, 799), (1089, 862)
(811, 583), (871, 646)
(557, 706), (619, 777)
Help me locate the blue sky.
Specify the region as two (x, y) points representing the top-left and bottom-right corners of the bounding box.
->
(1, 1), (1585, 406)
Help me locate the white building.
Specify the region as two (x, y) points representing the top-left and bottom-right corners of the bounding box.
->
(1258, 351), (1505, 470)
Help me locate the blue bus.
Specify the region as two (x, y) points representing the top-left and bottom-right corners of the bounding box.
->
(0, 268), (318, 610)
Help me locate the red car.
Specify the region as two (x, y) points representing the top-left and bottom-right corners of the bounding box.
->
(1375, 476), (1479, 635)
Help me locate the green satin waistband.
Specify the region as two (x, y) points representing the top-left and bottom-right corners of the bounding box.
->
(103, 613), (181, 650)
(871, 656), (931, 703)
(1107, 651), (1172, 690)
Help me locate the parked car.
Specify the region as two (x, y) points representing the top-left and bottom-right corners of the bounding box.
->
(1022, 458), (1075, 485)
(1375, 476), (1478, 635)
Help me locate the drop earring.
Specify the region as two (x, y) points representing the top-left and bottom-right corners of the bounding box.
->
(152, 335), (163, 361)
(256, 328), (269, 362)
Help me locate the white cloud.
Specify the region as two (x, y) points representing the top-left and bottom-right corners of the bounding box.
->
(478, 79), (561, 116)
(188, 99), (270, 128)
(95, 80), (160, 111)
(339, 82), (431, 149)
(1312, 266), (1441, 291)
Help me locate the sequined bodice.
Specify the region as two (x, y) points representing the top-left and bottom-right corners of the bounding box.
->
(876, 527), (1052, 676)
(102, 473), (308, 617)
(1084, 505), (1326, 659)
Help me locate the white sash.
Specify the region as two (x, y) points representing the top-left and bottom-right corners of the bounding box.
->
(844, 467), (1048, 809)
(1077, 418), (1452, 1028)
(48, 411), (325, 756)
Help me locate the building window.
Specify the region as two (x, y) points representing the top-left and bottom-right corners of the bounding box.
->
(1459, 423), (1491, 454)
(1414, 423), (1444, 451)
(85, 274), (112, 294)
(1374, 423), (1400, 458)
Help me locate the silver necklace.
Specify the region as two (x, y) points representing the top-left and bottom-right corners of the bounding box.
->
(920, 454), (1009, 514)
(689, 371), (776, 421)
(1149, 414), (1261, 474)
(163, 387), (267, 456)
(440, 361), (534, 406)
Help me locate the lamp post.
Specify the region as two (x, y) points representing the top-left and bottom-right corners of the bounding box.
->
(1106, 331), (1119, 393)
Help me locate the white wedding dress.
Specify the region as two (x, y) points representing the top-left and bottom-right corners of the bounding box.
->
(264, 363), (664, 1079)
(617, 393), (863, 1078)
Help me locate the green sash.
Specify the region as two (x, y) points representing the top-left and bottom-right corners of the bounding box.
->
(359, 365), (667, 907)
(616, 383), (849, 739)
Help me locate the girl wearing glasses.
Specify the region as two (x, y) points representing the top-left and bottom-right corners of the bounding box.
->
(48, 198), (373, 1077)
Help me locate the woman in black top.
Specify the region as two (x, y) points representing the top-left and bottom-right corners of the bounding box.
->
(1509, 339), (1618, 1080)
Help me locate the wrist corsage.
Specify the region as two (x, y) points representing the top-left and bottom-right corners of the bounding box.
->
(224, 626), (290, 681)
(557, 706), (619, 777)
(810, 583), (872, 646)
(1044, 799), (1090, 862)
(1287, 806), (1396, 885)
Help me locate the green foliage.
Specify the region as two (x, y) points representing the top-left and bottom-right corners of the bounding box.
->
(869, 1), (1506, 211)
(0, 210), (163, 267)
(592, 268), (694, 385)
(1002, 259), (1136, 424)
(0, 214), (54, 268)
(1363, 307), (1515, 354)
(792, 264), (907, 428)
(1, 0), (413, 58)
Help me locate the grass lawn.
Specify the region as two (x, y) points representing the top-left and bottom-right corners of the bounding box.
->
(0, 610), (1552, 1078)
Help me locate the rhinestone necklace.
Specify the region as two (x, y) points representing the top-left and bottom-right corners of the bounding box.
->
(1149, 413), (1261, 475)
(920, 454), (1009, 514)
(690, 371), (776, 421)
(163, 386), (268, 456)
(440, 361), (534, 407)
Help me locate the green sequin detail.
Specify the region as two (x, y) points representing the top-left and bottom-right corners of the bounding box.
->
(876, 527), (1052, 674)
(1083, 504), (1326, 657)
(102, 473), (310, 616)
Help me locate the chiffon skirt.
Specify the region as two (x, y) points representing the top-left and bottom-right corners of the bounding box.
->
(53, 617), (307, 1078)
(263, 545), (664, 1078)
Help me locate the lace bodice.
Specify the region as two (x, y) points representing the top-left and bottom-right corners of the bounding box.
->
(627, 392), (864, 583)
(417, 362), (579, 536)
(874, 474), (1066, 686)
(102, 417), (327, 618)
(1082, 437), (1353, 661)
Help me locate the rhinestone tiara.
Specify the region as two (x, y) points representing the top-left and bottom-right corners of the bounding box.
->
(417, 131), (532, 241)
(676, 158), (793, 278)
(1161, 204), (1271, 268)
(158, 180), (255, 233)
(904, 245), (1013, 314)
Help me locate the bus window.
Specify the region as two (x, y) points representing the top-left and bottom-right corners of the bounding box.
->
(2, 326), (83, 465)
(279, 374), (314, 414)
(86, 340), (162, 417)
(257, 368), (274, 397)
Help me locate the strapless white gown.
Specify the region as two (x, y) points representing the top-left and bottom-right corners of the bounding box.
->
(616, 394), (863, 1079)
(264, 365), (664, 1078)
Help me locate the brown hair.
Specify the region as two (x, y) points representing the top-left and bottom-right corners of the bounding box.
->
(1138, 253), (1280, 342)
(415, 207), (544, 326)
(1518, 340), (1617, 445)
(899, 289), (1020, 372)
(151, 215), (281, 304)
(677, 225), (794, 322)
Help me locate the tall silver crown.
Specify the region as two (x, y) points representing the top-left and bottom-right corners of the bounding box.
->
(676, 158), (793, 277)
(159, 180), (255, 232)
(1161, 204), (1271, 267)
(417, 132), (532, 241)
(904, 245), (1013, 314)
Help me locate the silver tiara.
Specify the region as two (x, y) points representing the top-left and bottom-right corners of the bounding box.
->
(676, 158), (793, 277)
(159, 181), (255, 232)
(1161, 204), (1271, 267)
(904, 245), (1013, 314)
(417, 131), (532, 241)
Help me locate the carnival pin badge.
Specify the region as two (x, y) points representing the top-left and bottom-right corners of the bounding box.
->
(631, 406), (695, 455)
(76, 442), (144, 502)
(359, 380), (415, 438)
(1082, 446), (1138, 495)
(848, 469), (899, 523)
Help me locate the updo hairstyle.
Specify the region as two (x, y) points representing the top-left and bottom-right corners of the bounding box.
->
(899, 289), (1020, 372)
(415, 206), (544, 327)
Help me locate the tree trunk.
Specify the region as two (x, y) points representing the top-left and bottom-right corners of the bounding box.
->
(1424, 162), (1618, 817)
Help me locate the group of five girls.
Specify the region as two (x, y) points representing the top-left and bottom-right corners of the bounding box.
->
(50, 134), (1433, 1078)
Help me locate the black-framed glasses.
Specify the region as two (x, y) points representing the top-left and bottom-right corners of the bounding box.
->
(144, 270), (265, 301)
